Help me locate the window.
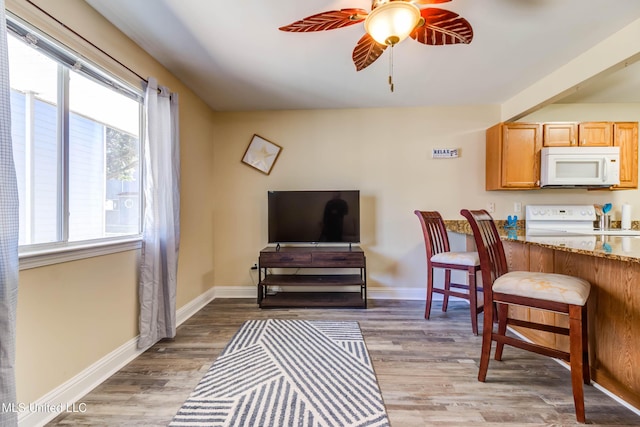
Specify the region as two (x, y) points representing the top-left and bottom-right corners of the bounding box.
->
(6, 15), (143, 260)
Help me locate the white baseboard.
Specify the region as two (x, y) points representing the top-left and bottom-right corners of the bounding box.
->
(212, 285), (432, 301)
(213, 285), (257, 299)
(18, 287), (217, 427)
(176, 287), (216, 326)
(16, 285), (433, 427)
(17, 336), (144, 427)
(369, 287), (427, 300)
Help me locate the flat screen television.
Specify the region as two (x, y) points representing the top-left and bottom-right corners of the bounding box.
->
(268, 190), (360, 244)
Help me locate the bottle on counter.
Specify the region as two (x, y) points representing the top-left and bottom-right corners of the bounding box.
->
(621, 203), (632, 230)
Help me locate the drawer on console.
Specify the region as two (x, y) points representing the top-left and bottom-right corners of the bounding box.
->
(260, 252), (312, 267)
(312, 252), (365, 267)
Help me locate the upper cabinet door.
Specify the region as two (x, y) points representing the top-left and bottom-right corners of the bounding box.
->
(543, 122), (577, 146)
(486, 123), (542, 190)
(578, 122), (613, 146)
(613, 122), (638, 189)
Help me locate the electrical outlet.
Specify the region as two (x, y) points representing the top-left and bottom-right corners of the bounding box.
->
(514, 202), (522, 213)
(487, 202), (495, 213)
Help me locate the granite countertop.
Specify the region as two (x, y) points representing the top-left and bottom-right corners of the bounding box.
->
(444, 220), (640, 264)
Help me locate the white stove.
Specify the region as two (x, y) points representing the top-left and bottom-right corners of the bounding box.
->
(525, 204), (640, 250)
(526, 205), (595, 234)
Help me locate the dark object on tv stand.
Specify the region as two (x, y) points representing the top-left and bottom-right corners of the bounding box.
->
(275, 242), (353, 252)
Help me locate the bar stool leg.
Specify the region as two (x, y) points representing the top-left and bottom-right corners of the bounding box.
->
(442, 269), (452, 312)
(468, 267), (478, 335)
(581, 304), (590, 385)
(425, 265), (434, 319)
(569, 304), (587, 423)
(478, 300), (493, 382)
(494, 303), (508, 361)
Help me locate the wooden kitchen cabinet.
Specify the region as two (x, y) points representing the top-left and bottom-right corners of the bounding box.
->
(487, 121), (638, 191)
(578, 121), (613, 146)
(543, 122), (577, 146)
(486, 122), (542, 190)
(613, 122), (638, 189)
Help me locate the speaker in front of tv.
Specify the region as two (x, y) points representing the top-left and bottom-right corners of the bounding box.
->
(268, 190), (360, 244)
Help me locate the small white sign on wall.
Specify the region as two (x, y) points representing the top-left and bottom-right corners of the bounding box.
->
(432, 148), (459, 158)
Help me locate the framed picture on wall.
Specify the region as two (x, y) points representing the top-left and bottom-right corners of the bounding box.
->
(241, 134), (282, 175)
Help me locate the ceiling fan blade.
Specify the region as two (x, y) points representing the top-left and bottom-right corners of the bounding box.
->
(279, 9), (367, 32)
(411, 0), (452, 4)
(352, 33), (387, 71)
(411, 8), (474, 45)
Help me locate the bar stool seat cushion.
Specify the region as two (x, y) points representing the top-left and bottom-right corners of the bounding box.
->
(431, 251), (480, 266)
(494, 271), (591, 306)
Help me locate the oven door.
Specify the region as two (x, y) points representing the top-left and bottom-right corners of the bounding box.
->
(525, 233), (597, 250)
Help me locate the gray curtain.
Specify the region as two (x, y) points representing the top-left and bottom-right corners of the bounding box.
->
(0, 0), (20, 424)
(138, 77), (180, 349)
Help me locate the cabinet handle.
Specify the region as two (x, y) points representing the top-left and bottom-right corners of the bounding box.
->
(331, 257), (347, 261)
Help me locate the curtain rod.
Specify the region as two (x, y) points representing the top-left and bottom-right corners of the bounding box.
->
(25, 0), (148, 84)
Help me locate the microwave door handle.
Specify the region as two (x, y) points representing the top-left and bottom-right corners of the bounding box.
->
(602, 158), (609, 182)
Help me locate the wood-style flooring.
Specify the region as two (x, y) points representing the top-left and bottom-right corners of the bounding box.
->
(48, 299), (640, 426)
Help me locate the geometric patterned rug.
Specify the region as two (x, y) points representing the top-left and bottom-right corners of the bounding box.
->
(169, 319), (390, 427)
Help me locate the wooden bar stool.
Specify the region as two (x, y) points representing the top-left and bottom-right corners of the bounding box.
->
(460, 209), (592, 423)
(414, 210), (483, 335)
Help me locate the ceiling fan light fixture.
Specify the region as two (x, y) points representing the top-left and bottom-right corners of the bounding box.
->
(364, 2), (421, 46)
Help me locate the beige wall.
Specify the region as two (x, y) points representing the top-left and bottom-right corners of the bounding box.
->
(16, 252), (139, 402)
(8, 0), (216, 403)
(211, 107), (499, 292)
(211, 103), (640, 296)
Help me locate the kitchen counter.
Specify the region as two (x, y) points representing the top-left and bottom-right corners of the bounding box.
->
(444, 219), (640, 263)
(444, 218), (640, 411)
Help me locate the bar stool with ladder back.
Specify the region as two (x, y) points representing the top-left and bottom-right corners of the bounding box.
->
(460, 209), (592, 423)
(414, 210), (483, 335)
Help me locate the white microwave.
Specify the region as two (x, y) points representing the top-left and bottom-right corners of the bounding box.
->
(540, 146), (620, 188)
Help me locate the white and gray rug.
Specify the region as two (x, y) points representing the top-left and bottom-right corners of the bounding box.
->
(170, 319), (390, 427)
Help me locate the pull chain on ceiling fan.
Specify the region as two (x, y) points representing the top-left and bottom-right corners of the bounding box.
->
(279, 0), (473, 92)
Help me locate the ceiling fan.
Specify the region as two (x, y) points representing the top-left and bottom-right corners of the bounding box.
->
(279, 0), (474, 78)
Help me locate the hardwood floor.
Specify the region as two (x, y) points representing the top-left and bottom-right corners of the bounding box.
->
(48, 299), (640, 426)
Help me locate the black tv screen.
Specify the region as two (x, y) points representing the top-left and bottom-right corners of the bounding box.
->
(268, 190), (360, 244)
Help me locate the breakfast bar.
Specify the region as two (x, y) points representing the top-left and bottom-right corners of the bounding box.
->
(445, 220), (640, 411)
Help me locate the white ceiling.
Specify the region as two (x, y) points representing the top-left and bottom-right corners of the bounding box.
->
(84, 0), (640, 112)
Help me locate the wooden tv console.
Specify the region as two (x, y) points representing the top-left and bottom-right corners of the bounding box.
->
(257, 246), (367, 308)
